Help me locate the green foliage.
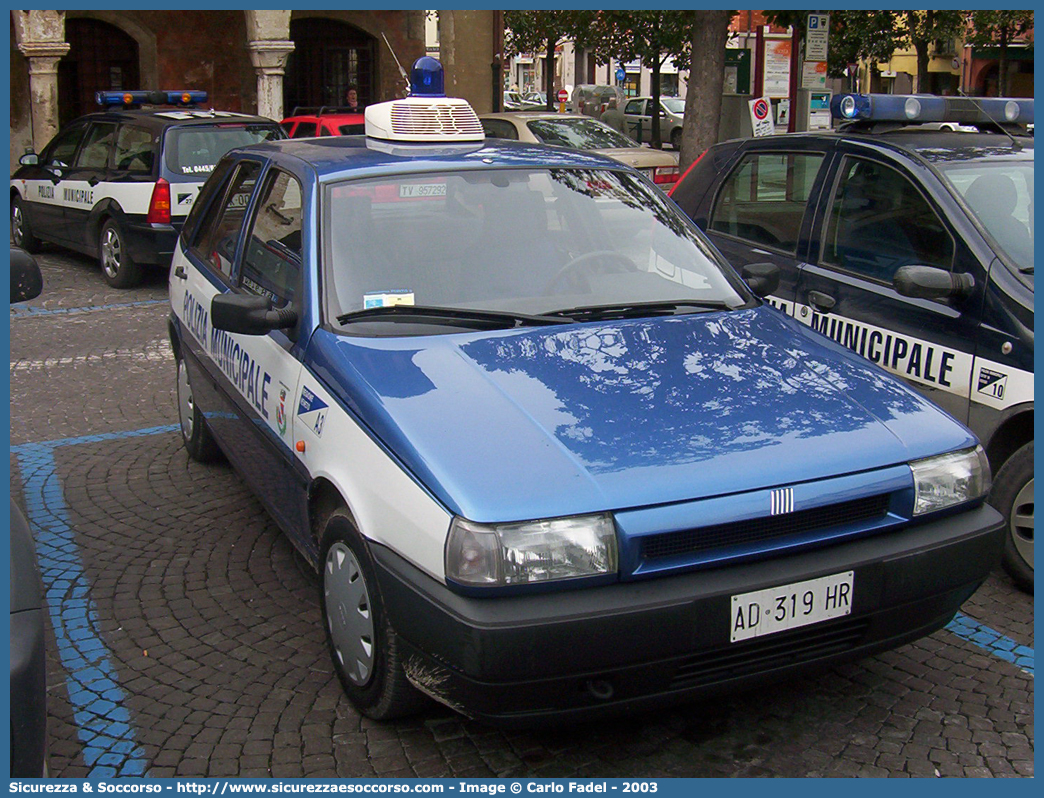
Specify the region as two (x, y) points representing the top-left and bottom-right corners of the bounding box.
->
(579, 10), (695, 68)
(504, 10), (589, 56)
(965, 10), (1035, 49)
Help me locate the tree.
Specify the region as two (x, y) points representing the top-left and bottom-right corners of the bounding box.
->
(505, 11), (587, 110)
(579, 11), (694, 148)
(896, 10), (966, 93)
(966, 10), (1034, 96)
(680, 11), (733, 170)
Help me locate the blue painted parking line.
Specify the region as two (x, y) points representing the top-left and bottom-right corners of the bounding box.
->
(10, 299), (167, 318)
(946, 612), (1034, 675)
(12, 425), (178, 777)
(10, 423), (1034, 778)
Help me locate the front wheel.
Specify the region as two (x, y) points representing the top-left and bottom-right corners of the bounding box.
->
(176, 357), (222, 463)
(321, 513), (429, 720)
(99, 219), (142, 288)
(991, 441), (1033, 593)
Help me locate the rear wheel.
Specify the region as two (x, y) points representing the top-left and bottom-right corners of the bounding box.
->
(176, 357), (222, 463)
(11, 196), (41, 253)
(991, 441), (1033, 593)
(99, 219), (142, 288)
(321, 512), (429, 720)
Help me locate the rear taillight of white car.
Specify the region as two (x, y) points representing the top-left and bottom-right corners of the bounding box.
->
(653, 165), (679, 187)
(146, 178), (171, 225)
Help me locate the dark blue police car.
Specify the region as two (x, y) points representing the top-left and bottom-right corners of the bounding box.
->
(169, 62), (1004, 725)
(670, 94), (1034, 592)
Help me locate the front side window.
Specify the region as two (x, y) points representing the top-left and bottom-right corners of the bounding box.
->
(43, 124), (87, 167)
(527, 118), (637, 149)
(241, 170), (303, 308)
(323, 167), (750, 333)
(190, 161), (262, 279)
(822, 157), (954, 281)
(75, 123), (117, 169)
(291, 122), (317, 139)
(709, 151), (824, 252)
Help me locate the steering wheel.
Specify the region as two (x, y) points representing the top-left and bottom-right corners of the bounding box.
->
(542, 250), (636, 295)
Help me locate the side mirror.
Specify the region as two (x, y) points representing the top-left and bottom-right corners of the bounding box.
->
(741, 261), (781, 299)
(10, 247), (43, 303)
(211, 294), (297, 336)
(18, 152), (38, 167)
(893, 265), (974, 301)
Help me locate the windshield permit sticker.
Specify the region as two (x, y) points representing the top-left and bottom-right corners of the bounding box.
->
(298, 386), (329, 438)
(364, 290), (415, 309)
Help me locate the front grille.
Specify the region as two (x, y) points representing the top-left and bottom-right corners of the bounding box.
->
(671, 617), (870, 689)
(642, 493), (891, 561)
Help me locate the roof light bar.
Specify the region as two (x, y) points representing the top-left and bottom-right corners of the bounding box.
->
(364, 58), (483, 143)
(831, 93), (1033, 126)
(95, 90), (208, 108)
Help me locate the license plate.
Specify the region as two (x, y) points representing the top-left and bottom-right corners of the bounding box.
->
(399, 183), (447, 198)
(730, 571), (854, 643)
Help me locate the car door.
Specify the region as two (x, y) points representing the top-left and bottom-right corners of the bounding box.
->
(20, 122), (90, 243)
(62, 121), (119, 249)
(623, 99), (648, 143)
(793, 148), (987, 424)
(703, 145), (834, 317)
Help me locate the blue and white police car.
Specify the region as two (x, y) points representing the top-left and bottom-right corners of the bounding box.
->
(670, 94), (1034, 592)
(11, 90), (284, 287)
(169, 60), (1004, 725)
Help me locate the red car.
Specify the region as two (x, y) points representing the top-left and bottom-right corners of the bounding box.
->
(280, 107), (365, 138)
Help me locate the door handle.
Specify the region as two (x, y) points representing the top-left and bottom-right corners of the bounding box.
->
(807, 290), (836, 313)
(173, 265), (187, 280)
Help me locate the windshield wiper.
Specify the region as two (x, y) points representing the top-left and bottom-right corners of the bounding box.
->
(336, 304), (571, 329)
(544, 299), (734, 322)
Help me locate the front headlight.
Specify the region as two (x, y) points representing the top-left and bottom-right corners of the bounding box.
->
(446, 513), (618, 587)
(910, 446), (991, 516)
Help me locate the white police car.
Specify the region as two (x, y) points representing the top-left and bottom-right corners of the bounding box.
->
(169, 60), (1004, 725)
(670, 94), (1034, 592)
(10, 90), (284, 288)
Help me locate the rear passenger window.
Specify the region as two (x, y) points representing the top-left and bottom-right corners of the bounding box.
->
(75, 123), (117, 169)
(113, 125), (155, 173)
(709, 152), (824, 252)
(189, 161), (262, 279)
(822, 157), (954, 281)
(240, 170), (303, 308)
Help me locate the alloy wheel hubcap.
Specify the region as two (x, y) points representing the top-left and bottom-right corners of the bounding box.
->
(177, 360), (195, 440)
(1010, 478), (1034, 569)
(101, 228), (121, 278)
(12, 207), (24, 245)
(325, 542), (375, 686)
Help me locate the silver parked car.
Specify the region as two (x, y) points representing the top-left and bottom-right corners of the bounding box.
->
(623, 96), (685, 149)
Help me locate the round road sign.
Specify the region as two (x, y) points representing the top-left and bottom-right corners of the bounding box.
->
(752, 98), (770, 121)
(557, 89), (569, 103)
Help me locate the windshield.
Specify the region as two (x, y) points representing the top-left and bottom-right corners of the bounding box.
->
(164, 124), (283, 177)
(323, 168), (748, 333)
(661, 98), (685, 115)
(527, 118), (638, 149)
(937, 157), (1034, 272)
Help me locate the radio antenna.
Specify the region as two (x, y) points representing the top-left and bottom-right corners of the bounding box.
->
(381, 33), (411, 97)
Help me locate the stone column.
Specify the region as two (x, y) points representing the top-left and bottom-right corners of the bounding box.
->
(247, 41), (296, 121)
(439, 10), (497, 113)
(12, 11), (71, 152)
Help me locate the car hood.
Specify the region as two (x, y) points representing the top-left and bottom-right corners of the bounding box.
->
(310, 306), (975, 523)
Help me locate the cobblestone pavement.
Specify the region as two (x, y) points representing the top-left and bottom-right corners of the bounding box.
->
(10, 248), (1034, 779)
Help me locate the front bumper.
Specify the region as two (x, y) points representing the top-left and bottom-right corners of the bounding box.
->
(374, 503), (1004, 727)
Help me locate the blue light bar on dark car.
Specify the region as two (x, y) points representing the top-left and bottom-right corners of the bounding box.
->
(831, 93), (1033, 126)
(95, 90), (208, 108)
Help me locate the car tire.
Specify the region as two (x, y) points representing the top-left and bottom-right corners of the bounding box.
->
(99, 219), (143, 288)
(176, 356), (222, 463)
(992, 441), (1033, 593)
(320, 512), (429, 720)
(11, 196), (42, 253)
(670, 128), (682, 150)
